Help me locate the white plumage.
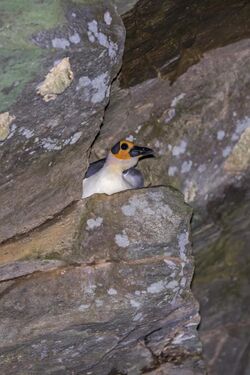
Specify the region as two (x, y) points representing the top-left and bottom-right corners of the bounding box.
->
(82, 154), (137, 198)
(82, 140), (153, 198)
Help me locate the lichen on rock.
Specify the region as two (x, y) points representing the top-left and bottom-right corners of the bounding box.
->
(36, 57), (74, 102)
(0, 187), (204, 375)
(224, 127), (250, 173)
(0, 112), (15, 141)
(0, 0), (125, 243)
(2, 1), (250, 374)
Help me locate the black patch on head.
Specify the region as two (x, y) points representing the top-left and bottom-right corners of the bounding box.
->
(121, 142), (129, 150)
(111, 141), (120, 154)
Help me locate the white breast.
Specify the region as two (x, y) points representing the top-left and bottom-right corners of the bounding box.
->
(82, 168), (130, 198)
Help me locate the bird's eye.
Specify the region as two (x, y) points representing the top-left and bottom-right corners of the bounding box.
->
(121, 143), (129, 150)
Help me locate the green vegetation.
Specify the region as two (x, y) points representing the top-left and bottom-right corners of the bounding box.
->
(0, 0), (66, 111)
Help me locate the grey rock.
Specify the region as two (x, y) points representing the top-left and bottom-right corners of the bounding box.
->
(192, 179), (250, 375)
(120, 0), (250, 88)
(0, 187), (204, 374)
(0, 260), (66, 282)
(0, 0), (125, 243)
(91, 26), (250, 375)
(114, 0), (140, 15)
(92, 38), (250, 212)
(1, 1), (249, 374)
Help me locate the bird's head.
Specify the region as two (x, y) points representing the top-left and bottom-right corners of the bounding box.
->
(107, 139), (154, 170)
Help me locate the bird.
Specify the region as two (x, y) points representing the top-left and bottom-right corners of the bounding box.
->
(82, 139), (154, 198)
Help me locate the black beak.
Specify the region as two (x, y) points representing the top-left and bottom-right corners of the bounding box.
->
(129, 145), (154, 158)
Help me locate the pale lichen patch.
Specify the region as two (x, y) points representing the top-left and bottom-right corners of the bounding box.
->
(19, 127), (34, 139)
(69, 131), (82, 145)
(52, 37), (70, 49)
(86, 217), (103, 230)
(107, 288), (117, 295)
(115, 231), (130, 248)
(78, 304), (90, 311)
(172, 140), (187, 157)
(231, 116), (250, 141)
(162, 93), (185, 123)
(171, 93), (186, 107)
(0, 112), (15, 141)
(224, 127), (250, 173)
(91, 73), (109, 103)
(126, 135), (135, 142)
(168, 166), (178, 176)
(172, 332), (196, 345)
(167, 280), (179, 289)
(95, 299), (103, 307)
(133, 312), (143, 321)
(104, 11), (112, 25)
(121, 193), (173, 224)
(41, 138), (61, 151)
(164, 259), (177, 269)
(163, 108), (176, 123)
(198, 164), (207, 173)
(217, 130), (225, 140)
(222, 146), (232, 158)
(130, 299), (141, 308)
(69, 32), (80, 44)
(184, 180), (197, 203)
(87, 20), (118, 60)
(77, 72), (110, 104)
(235, 116), (250, 134)
(121, 196), (154, 216)
(37, 57), (74, 102)
(181, 160), (192, 173)
(84, 283), (96, 295)
(180, 277), (187, 287)
(147, 280), (165, 294)
(135, 124), (142, 134)
(178, 231), (189, 261)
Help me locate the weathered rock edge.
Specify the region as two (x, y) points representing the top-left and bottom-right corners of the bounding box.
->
(0, 0), (125, 243)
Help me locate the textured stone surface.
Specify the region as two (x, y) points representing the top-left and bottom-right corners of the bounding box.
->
(0, 0), (125, 243)
(0, 259), (66, 282)
(0, 202), (83, 265)
(1, 1), (250, 374)
(192, 178), (250, 375)
(114, 0), (139, 15)
(90, 15), (250, 374)
(92, 38), (250, 213)
(0, 187), (204, 374)
(120, 0), (250, 87)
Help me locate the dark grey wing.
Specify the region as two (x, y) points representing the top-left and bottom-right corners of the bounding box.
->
(122, 168), (144, 188)
(84, 158), (106, 178)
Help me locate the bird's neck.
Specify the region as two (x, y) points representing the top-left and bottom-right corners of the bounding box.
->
(104, 153), (137, 173)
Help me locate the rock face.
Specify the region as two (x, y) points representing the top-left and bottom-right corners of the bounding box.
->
(1, 1), (250, 374)
(89, 3), (250, 373)
(0, 0), (125, 243)
(120, 0), (250, 87)
(92, 38), (250, 213)
(0, 187), (204, 375)
(192, 180), (250, 375)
